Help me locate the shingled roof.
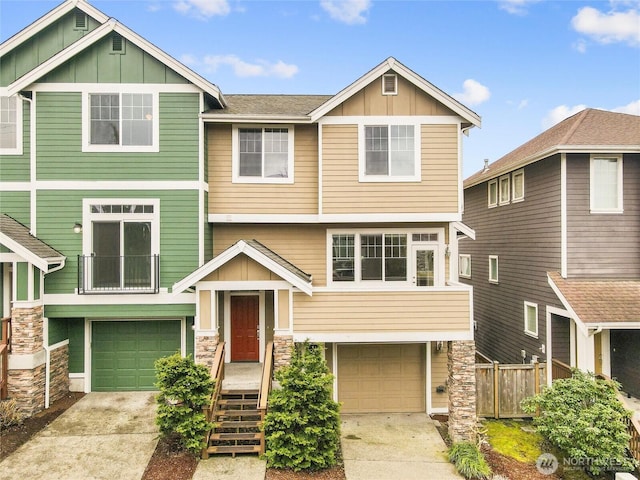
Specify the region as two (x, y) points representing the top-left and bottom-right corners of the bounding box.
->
(0, 214), (65, 271)
(208, 95), (332, 117)
(548, 271), (640, 329)
(465, 109), (640, 188)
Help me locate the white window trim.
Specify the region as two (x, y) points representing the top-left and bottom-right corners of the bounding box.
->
(487, 179), (497, 208)
(524, 301), (538, 338)
(358, 120), (422, 183)
(488, 255), (499, 283)
(0, 93), (23, 155)
(512, 169), (525, 202)
(459, 254), (471, 279)
(382, 74), (398, 95)
(81, 85), (160, 153)
(498, 175), (510, 205)
(326, 228), (444, 289)
(590, 155), (623, 214)
(231, 124), (295, 184)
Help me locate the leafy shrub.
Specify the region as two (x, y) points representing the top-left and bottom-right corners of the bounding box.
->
(521, 369), (637, 475)
(0, 398), (24, 429)
(448, 441), (492, 479)
(154, 352), (214, 454)
(263, 341), (341, 471)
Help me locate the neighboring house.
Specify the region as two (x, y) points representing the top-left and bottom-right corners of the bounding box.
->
(1, 0), (481, 440)
(460, 109), (640, 396)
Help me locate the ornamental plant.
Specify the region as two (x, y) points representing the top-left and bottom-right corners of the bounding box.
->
(521, 369), (637, 475)
(263, 341), (341, 471)
(448, 441), (492, 479)
(154, 352), (214, 454)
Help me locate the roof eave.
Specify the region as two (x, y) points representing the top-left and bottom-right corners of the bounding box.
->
(201, 114), (312, 124)
(0, 232), (66, 272)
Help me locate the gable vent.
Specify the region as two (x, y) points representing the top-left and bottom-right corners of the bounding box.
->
(74, 11), (88, 30)
(111, 34), (125, 54)
(382, 74), (398, 95)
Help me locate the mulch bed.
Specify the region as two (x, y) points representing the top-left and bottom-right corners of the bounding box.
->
(140, 434), (198, 480)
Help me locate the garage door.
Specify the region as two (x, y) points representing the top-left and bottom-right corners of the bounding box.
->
(337, 344), (425, 413)
(91, 320), (181, 391)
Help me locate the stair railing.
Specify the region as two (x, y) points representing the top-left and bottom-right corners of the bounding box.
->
(0, 317), (10, 400)
(257, 341), (274, 455)
(202, 342), (225, 459)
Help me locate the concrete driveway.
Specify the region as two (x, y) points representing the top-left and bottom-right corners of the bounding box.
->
(341, 413), (463, 480)
(0, 392), (159, 480)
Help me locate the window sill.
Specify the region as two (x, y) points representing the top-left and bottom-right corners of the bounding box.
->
(82, 144), (159, 153)
(359, 176), (421, 183)
(0, 147), (23, 155)
(590, 209), (623, 214)
(524, 331), (539, 339)
(232, 177), (294, 185)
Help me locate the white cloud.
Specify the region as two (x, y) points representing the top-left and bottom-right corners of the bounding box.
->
(498, 0), (541, 15)
(453, 79), (491, 106)
(320, 0), (371, 25)
(542, 104), (587, 129)
(197, 55), (299, 78)
(517, 99), (529, 110)
(173, 0), (230, 19)
(571, 5), (640, 47)
(612, 99), (640, 115)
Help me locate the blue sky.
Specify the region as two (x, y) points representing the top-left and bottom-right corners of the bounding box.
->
(1, 0), (639, 177)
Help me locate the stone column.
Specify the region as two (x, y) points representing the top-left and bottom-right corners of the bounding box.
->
(8, 305), (46, 416)
(195, 333), (220, 370)
(48, 344), (70, 404)
(447, 340), (477, 443)
(273, 335), (294, 370)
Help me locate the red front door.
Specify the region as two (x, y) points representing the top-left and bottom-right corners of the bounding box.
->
(231, 295), (260, 361)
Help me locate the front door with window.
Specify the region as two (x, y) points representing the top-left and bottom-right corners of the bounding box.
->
(230, 295), (259, 361)
(412, 245), (436, 287)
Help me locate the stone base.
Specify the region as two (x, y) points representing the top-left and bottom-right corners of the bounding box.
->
(447, 340), (477, 444)
(8, 364), (46, 417)
(195, 334), (220, 369)
(273, 335), (294, 370)
(49, 344), (70, 404)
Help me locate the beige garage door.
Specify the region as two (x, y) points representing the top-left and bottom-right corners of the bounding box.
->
(337, 344), (425, 413)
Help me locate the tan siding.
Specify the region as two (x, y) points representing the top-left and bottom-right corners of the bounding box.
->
(199, 290), (211, 329)
(430, 342), (449, 409)
(213, 225), (327, 286)
(208, 124), (318, 215)
(322, 124), (459, 214)
(277, 289), (290, 330)
(293, 290), (470, 333)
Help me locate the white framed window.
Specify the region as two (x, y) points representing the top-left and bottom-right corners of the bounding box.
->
(359, 123), (420, 182)
(488, 179), (497, 207)
(328, 229), (443, 288)
(590, 156), (623, 213)
(524, 301), (538, 337)
(232, 125), (294, 183)
(499, 175), (510, 205)
(512, 169), (524, 202)
(0, 95), (23, 155)
(382, 74), (398, 95)
(82, 89), (159, 153)
(488, 255), (499, 283)
(459, 254), (471, 278)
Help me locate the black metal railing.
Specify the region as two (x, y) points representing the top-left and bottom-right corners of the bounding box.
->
(78, 255), (159, 294)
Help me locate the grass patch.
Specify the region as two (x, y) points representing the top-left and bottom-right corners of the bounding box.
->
(482, 419), (543, 463)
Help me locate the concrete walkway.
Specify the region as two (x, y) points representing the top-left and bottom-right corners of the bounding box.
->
(0, 392), (158, 480)
(341, 413), (463, 480)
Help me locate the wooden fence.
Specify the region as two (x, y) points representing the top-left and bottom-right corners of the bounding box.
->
(476, 361), (546, 418)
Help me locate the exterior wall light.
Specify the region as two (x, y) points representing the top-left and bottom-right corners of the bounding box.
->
(73, 223), (83, 234)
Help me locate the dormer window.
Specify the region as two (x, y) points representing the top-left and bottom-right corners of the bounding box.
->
(382, 74), (397, 95)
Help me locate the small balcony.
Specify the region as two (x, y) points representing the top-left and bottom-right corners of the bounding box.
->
(78, 255), (159, 294)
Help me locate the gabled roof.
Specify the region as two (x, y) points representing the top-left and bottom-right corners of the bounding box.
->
(3, 0), (225, 107)
(172, 239), (313, 296)
(465, 109), (640, 188)
(202, 95), (332, 123)
(548, 271), (640, 334)
(0, 214), (65, 272)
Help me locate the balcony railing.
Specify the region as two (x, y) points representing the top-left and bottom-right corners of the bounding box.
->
(78, 255), (159, 294)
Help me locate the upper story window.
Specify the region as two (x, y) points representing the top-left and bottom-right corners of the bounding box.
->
(499, 175), (510, 205)
(489, 255), (499, 283)
(459, 254), (471, 279)
(524, 301), (538, 338)
(590, 156), (623, 213)
(360, 123), (420, 182)
(82, 90), (158, 153)
(0, 95), (22, 155)
(512, 169), (524, 202)
(488, 179), (498, 207)
(329, 229), (443, 288)
(488, 169), (524, 207)
(232, 125), (294, 183)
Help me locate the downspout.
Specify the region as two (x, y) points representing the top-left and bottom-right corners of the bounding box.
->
(44, 343), (51, 408)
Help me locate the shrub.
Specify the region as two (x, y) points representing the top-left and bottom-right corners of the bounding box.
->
(0, 398), (24, 429)
(448, 441), (492, 479)
(263, 341), (341, 471)
(521, 369), (637, 475)
(154, 352), (214, 454)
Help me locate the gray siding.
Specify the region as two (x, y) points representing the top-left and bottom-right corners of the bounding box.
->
(566, 153), (640, 278)
(460, 156), (564, 363)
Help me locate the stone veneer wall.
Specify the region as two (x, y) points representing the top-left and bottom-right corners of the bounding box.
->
(8, 364), (45, 416)
(11, 306), (43, 354)
(447, 340), (477, 443)
(273, 335), (294, 370)
(49, 344), (70, 404)
(195, 334), (220, 369)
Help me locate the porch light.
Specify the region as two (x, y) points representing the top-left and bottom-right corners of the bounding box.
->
(73, 222), (83, 234)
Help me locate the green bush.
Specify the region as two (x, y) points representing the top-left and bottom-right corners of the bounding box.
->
(448, 441), (492, 479)
(263, 341), (341, 471)
(521, 369), (637, 475)
(0, 398), (24, 429)
(154, 352), (214, 454)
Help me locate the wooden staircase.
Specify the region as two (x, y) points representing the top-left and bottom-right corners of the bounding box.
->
(204, 389), (264, 457)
